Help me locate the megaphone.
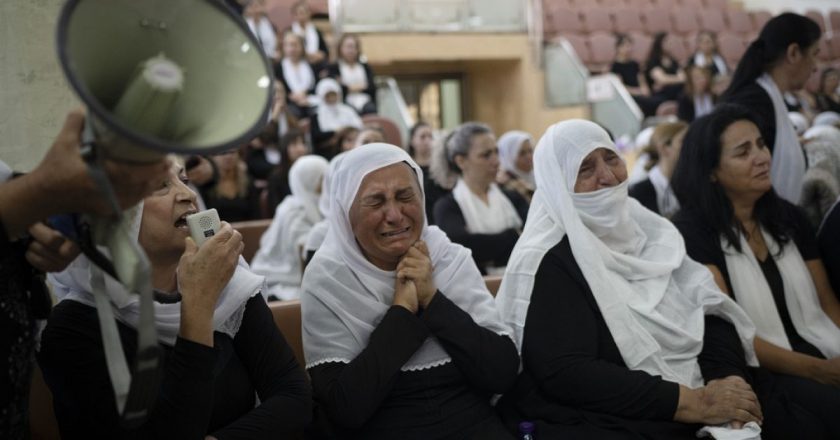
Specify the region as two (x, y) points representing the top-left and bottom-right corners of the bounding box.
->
(57, 0), (273, 162)
(53, 0), (274, 428)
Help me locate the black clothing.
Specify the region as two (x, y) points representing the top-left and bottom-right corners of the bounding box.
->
(201, 182), (261, 222)
(38, 295), (312, 440)
(245, 148), (279, 181)
(646, 56), (684, 101)
(720, 83), (777, 151)
(267, 170), (292, 214)
(629, 178), (659, 215)
(0, 239), (51, 439)
(673, 203), (840, 437)
(818, 201), (840, 298)
(308, 293), (518, 440)
(419, 165), (448, 225)
(496, 238), (747, 439)
(611, 60), (660, 116)
(325, 62), (378, 115)
(677, 93), (716, 122)
(433, 190), (528, 274)
(815, 93), (840, 114)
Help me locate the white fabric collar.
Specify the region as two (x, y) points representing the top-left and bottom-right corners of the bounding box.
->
(452, 179), (522, 235)
(648, 165), (680, 218)
(48, 203), (265, 346)
(495, 119), (757, 388)
(281, 58), (315, 94)
(722, 228), (840, 357)
(245, 16), (277, 59)
(301, 143), (511, 371)
(291, 21), (320, 55)
(756, 73), (806, 203)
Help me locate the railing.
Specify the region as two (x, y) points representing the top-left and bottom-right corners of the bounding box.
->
(587, 73), (644, 141)
(543, 38), (590, 107)
(329, 0), (526, 35)
(374, 76), (415, 145)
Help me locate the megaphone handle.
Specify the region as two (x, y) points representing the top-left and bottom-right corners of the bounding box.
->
(80, 119), (123, 219)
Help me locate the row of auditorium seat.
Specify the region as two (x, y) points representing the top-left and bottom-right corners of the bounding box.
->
(564, 31), (840, 73)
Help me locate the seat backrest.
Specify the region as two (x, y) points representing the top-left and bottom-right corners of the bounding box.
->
(563, 34), (592, 64)
(231, 219), (273, 264)
(671, 8), (700, 35)
(269, 300), (305, 367)
(484, 275), (503, 297)
(831, 10), (840, 35)
(588, 32), (618, 67)
(581, 7), (614, 34)
(30, 364), (60, 440)
(718, 32), (746, 66)
(642, 8), (672, 34)
(550, 7), (584, 34)
(702, 0), (727, 9)
(628, 31), (653, 63)
(725, 9), (752, 35)
(361, 115), (403, 147)
(831, 34), (840, 60)
(805, 10), (827, 34)
(664, 34), (690, 65)
(699, 9), (726, 33)
(613, 7), (645, 33)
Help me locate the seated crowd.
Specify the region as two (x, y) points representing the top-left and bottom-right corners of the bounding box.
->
(22, 9), (840, 440)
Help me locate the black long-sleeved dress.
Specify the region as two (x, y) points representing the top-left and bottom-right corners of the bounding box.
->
(818, 200), (840, 298)
(308, 293), (518, 440)
(38, 295), (312, 440)
(496, 238), (752, 439)
(433, 190), (528, 274)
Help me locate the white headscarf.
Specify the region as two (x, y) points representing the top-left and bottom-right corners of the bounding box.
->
(788, 111), (810, 136)
(251, 155), (328, 300)
(498, 130), (535, 189)
(301, 143), (511, 371)
(813, 111), (840, 128)
(303, 152), (347, 258)
(756, 73), (806, 204)
(495, 119), (757, 389)
(48, 203), (265, 346)
(315, 78), (362, 133)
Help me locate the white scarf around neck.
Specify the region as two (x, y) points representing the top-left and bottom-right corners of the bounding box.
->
(756, 73), (805, 204)
(246, 16), (277, 59)
(301, 143), (511, 371)
(648, 165), (680, 218)
(48, 202), (265, 346)
(291, 21), (320, 55)
(452, 179), (522, 234)
(722, 229), (840, 358)
(281, 57), (315, 95)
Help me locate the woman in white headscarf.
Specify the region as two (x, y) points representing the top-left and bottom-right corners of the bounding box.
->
(430, 122), (528, 275)
(251, 155), (328, 300)
(495, 119), (765, 439)
(39, 160), (311, 438)
(302, 151), (346, 265)
(310, 78), (363, 154)
(496, 130), (535, 203)
(302, 143), (518, 439)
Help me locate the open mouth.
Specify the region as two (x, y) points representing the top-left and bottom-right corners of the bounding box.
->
(174, 210), (197, 230)
(381, 227), (410, 238)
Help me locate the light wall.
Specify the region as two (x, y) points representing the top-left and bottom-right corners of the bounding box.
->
(360, 33), (587, 140)
(0, 0), (79, 172)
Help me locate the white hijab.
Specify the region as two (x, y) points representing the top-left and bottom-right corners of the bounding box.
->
(48, 203), (265, 346)
(301, 143), (511, 371)
(251, 155), (328, 300)
(498, 130), (535, 189)
(315, 78), (362, 133)
(303, 152), (347, 258)
(814, 111), (840, 128)
(756, 73), (806, 204)
(496, 119), (757, 389)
